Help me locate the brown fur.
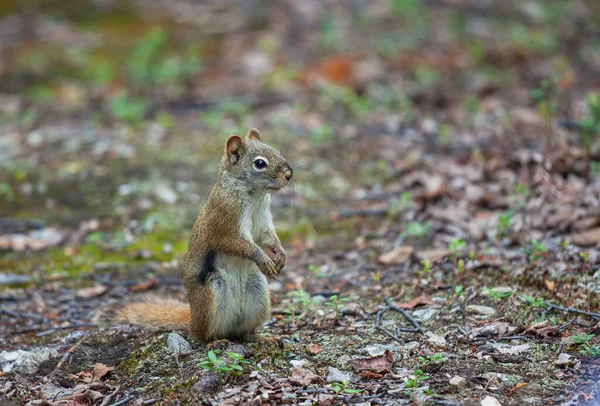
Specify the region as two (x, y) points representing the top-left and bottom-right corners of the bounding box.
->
(94, 128), (292, 342)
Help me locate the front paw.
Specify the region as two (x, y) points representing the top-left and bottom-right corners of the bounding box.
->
(272, 246), (287, 274)
(258, 255), (278, 279)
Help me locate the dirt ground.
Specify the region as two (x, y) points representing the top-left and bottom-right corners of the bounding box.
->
(1, 1), (600, 405)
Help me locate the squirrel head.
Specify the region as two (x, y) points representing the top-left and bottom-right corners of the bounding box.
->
(222, 128), (293, 192)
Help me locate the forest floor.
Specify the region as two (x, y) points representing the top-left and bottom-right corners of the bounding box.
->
(1, 1), (600, 405)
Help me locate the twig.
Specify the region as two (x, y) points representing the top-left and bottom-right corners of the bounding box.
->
(108, 395), (135, 406)
(142, 399), (157, 406)
(36, 324), (95, 337)
(375, 297), (423, 343)
(545, 303), (600, 320)
(1, 305), (45, 321)
(384, 297), (423, 333)
(433, 400), (463, 406)
(100, 385), (121, 406)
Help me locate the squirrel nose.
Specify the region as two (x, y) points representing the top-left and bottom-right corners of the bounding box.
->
(284, 165), (293, 181)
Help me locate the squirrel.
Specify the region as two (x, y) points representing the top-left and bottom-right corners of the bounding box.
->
(94, 128), (293, 342)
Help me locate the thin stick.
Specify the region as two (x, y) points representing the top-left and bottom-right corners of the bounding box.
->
(108, 395), (135, 406)
(545, 303), (600, 320)
(384, 297), (423, 333)
(375, 308), (403, 344)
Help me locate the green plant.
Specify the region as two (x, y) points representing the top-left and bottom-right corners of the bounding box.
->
(448, 238), (466, 254)
(454, 285), (464, 296)
(576, 92), (600, 152)
(522, 295), (545, 309)
(496, 210), (514, 239)
(309, 264), (326, 278)
(311, 124), (334, 146)
(326, 295), (350, 319)
(108, 91), (147, 127)
(200, 350), (250, 383)
(402, 221), (431, 239)
(483, 287), (513, 301)
(331, 380), (361, 394)
(522, 240), (547, 261)
(388, 192), (413, 217)
(417, 353), (447, 365)
(456, 259), (465, 274)
(405, 369), (430, 388)
(570, 333), (600, 357)
(418, 259), (432, 277)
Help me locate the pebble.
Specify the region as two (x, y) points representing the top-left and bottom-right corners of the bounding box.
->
(166, 333), (191, 355)
(193, 371), (220, 394)
(411, 308), (438, 322)
(449, 375), (467, 388)
(290, 359), (308, 368)
(326, 366), (351, 383)
(426, 332), (447, 349)
(0, 348), (59, 374)
(481, 395), (502, 406)
(554, 353), (573, 367)
(465, 305), (496, 316)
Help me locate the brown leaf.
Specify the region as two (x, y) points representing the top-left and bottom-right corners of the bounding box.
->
(397, 295), (433, 309)
(92, 363), (114, 381)
(417, 249), (451, 263)
(130, 278), (157, 293)
(349, 350), (394, 374)
(75, 285), (109, 299)
(378, 246), (414, 265)
(544, 279), (556, 292)
(416, 175), (446, 202)
(289, 367), (325, 386)
(361, 370), (384, 379)
(569, 228), (600, 247)
(508, 382), (529, 395)
(309, 344), (321, 355)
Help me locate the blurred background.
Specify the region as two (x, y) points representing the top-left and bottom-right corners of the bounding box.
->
(2, 0), (600, 403)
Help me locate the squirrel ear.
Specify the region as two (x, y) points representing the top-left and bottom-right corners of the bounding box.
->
(246, 128), (262, 142)
(225, 134), (243, 164)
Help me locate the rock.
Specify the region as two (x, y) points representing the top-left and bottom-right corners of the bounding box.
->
(471, 322), (512, 337)
(363, 343), (397, 357)
(166, 333), (191, 355)
(0, 348), (59, 374)
(449, 375), (467, 388)
(193, 371), (220, 393)
(426, 332), (447, 349)
(0, 273), (31, 285)
(337, 355), (351, 367)
(326, 366), (351, 383)
(411, 308), (438, 322)
(496, 344), (530, 355)
(481, 395), (502, 406)
(290, 359), (308, 368)
(555, 353), (573, 367)
(466, 305), (496, 316)
(403, 341), (420, 350)
(315, 309), (325, 317)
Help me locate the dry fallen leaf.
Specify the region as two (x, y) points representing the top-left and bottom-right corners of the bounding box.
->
(544, 279), (556, 292)
(569, 228), (600, 247)
(309, 344), (321, 355)
(130, 278), (158, 293)
(377, 246), (414, 265)
(75, 285), (109, 299)
(508, 382), (529, 395)
(417, 249), (451, 263)
(289, 367), (324, 386)
(397, 295), (433, 309)
(93, 363), (114, 381)
(349, 350), (394, 374)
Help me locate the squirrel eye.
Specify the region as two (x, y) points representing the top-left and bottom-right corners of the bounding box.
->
(253, 157), (268, 171)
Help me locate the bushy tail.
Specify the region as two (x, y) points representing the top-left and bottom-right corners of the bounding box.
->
(93, 296), (190, 331)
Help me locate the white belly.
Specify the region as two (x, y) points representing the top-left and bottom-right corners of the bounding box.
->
(208, 253), (270, 338)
